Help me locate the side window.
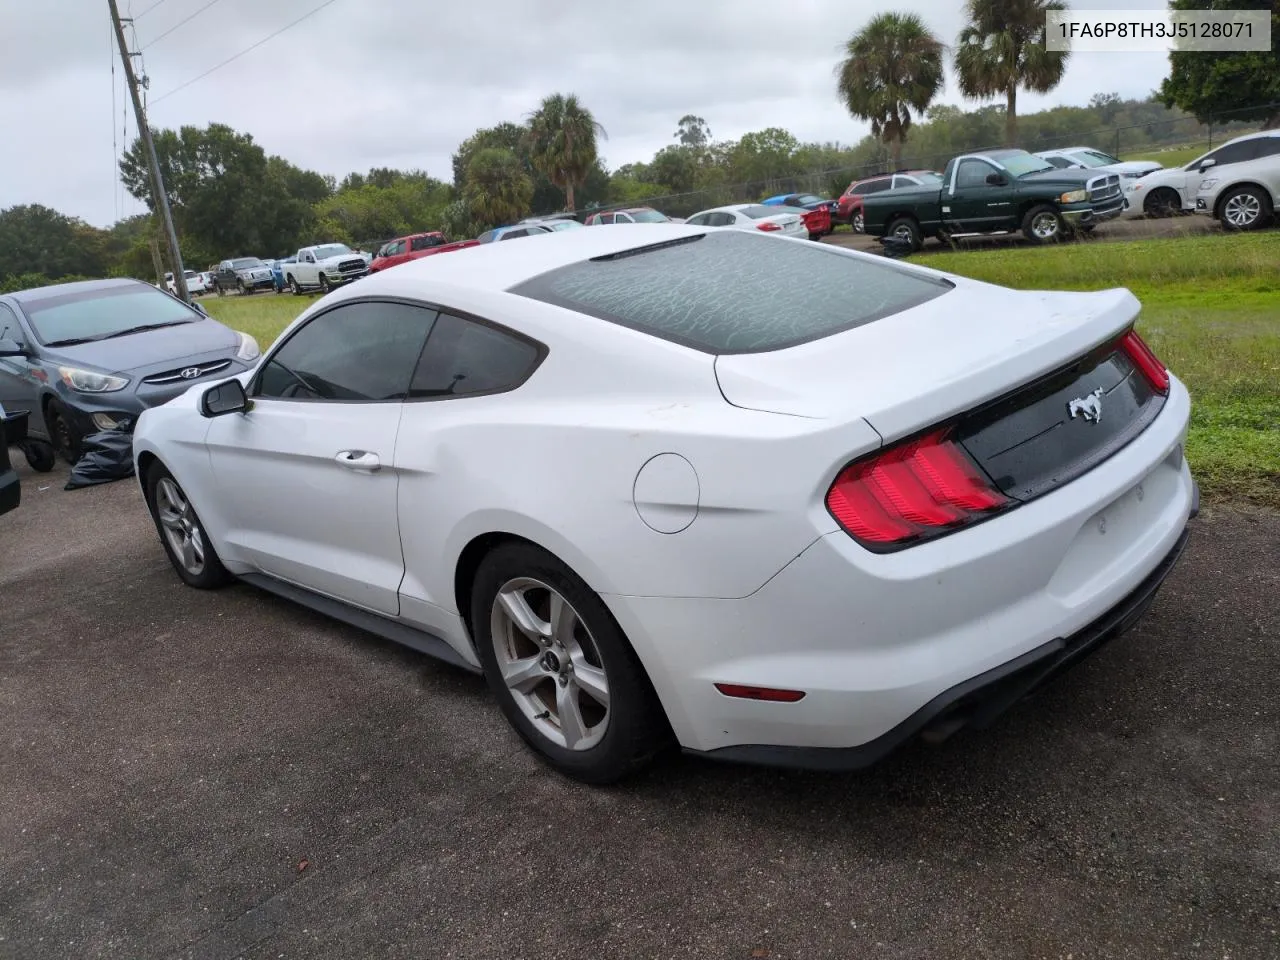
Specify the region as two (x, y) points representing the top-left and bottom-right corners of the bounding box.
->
(387, 240), (406, 256)
(255, 301), (435, 402)
(955, 159), (996, 189)
(0, 303), (24, 344)
(599, 214), (615, 224)
(850, 182), (868, 195)
(1255, 136), (1280, 159)
(410, 313), (540, 399)
(616, 213), (633, 222)
(499, 229), (527, 240)
(1208, 140), (1260, 167)
(686, 213), (709, 226)
(476, 230), (495, 243)
(863, 178), (891, 194)
(1045, 156), (1073, 169)
(410, 235), (441, 251)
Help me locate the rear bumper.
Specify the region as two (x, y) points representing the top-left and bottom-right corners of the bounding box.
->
(690, 506), (1194, 772)
(606, 376), (1195, 760)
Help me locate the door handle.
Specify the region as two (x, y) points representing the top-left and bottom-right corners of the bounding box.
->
(335, 450), (381, 472)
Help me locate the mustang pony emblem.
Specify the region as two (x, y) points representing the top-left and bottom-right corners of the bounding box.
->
(1067, 388), (1104, 423)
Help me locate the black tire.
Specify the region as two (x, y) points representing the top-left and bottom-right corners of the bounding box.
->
(236, 279), (246, 295)
(471, 541), (670, 784)
(44, 398), (82, 465)
(1022, 204), (1065, 244)
(885, 216), (922, 252)
(1143, 187), (1183, 218)
(22, 440), (56, 472)
(144, 462), (233, 590)
(288, 275), (302, 296)
(1217, 185), (1273, 232)
(318, 274), (331, 294)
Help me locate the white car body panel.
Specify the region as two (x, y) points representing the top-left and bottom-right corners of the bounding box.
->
(132, 225), (1195, 760)
(685, 203), (808, 239)
(1193, 133), (1280, 223)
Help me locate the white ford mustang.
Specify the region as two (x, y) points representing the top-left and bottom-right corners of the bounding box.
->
(132, 225), (1197, 783)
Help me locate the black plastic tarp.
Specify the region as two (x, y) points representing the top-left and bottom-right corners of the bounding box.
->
(64, 431), (135, 490)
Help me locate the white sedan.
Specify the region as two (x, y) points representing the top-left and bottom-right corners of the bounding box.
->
(684, 203), (807, 238)
(132, 225), (1197, 783)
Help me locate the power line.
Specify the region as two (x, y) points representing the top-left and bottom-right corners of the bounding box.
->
(150, 0), (342, 105)
(141, 0), (225, 50)
(133, 0), (170, 18)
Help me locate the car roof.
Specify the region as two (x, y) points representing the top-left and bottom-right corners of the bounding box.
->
(349, 223), (712, 294)
(9, 276), (146, 303)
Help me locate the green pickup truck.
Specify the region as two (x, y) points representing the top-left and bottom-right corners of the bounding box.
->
(861, 148), (1125, 251)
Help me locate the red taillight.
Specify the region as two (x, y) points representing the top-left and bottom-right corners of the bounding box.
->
(714, 683), (806, 703)
(756, 221), (782, 232)
(1119, 329), (1169, 393)
(826, 429), (1009, 550)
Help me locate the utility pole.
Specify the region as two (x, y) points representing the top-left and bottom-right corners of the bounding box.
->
(148, 236), (166, 287)
(108, 0), (189, 303)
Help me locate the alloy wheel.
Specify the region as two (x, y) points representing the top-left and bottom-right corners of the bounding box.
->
(490, 577), (610, 751)
(1223, 193), (1262, 228)
(1031, 212), (1060, 239)
(154, 477), (206, 576)
(853, 211), (864, 233)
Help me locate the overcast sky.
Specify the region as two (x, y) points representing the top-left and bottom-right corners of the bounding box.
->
(1, 0), (1172, 228)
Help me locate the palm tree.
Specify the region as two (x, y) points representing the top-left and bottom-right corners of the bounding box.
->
(955, 0), (1071, 147)
(463, 148), (533, 228)
(526, 93), (607, 212)
(836, 13), (945, 169)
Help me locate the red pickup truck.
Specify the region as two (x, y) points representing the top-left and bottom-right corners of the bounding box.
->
(368, 232), (480, 274)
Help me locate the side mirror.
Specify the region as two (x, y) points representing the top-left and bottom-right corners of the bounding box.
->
(0, 337), (26, 358)
(200, 379), (250, 418)
(985, 172), (1008, 186)
(192, 301), (208, 316)
(1199, 158), (1216, 172)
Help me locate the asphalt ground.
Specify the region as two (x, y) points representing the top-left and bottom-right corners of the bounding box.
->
(1, 459), (1276, 959)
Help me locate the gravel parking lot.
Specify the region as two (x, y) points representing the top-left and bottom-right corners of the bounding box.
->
(2, 462), (1276, 959)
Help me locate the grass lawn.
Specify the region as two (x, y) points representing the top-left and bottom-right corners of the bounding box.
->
(1122, 143), (1210, 169)
(204, 233), (1279, 509)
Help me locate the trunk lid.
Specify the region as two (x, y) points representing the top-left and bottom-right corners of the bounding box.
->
(713, 276), (1145, 442)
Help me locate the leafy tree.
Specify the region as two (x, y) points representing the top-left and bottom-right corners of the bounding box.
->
(452, 121), (563, 214)
(527, 93), (607, 211)
(674, 115), (712, 147)
(646, 145), (701, 192)
(120, 123), (330, 259)
(1159, 0), (1280, 129)
(464, 148), (533, 227)
(729, 128), (800, 184)
(955, 0), (1070, 146)
(0, 204), (108, 280)
(836, 13), (945, 168)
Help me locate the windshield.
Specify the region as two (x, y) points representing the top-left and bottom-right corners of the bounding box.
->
(232, 258), (264, 269)
(996, 152), (1056, 177)
(1071, 150), (1119, 168)
(740, 205), (783, 219)
(629, 209), (669, 223)
(794, 195), (825, 205)
(544, 220), (583, 231)
(312, 244), (355, 259)
(512, 231), (950, 354)
(23, 284), (199, 345)
(183, 271), (198, 278)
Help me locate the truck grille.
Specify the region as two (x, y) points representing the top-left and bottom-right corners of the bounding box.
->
(1087, 174), (1122, 203)
(339, 259), (366, 273)
(142, 359), (232, 385)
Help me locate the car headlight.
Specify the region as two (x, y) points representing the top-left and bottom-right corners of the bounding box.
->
(235, 331), (261, 362)
(1198, 179), (1218, 191)
(1059, 189), (1088, 203)
(59, 366), (129, 393)
(1122, 172), (1141, 180)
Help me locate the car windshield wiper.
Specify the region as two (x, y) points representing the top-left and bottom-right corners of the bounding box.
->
(98, 320), (194, 340)
(43, 335), (106, 347)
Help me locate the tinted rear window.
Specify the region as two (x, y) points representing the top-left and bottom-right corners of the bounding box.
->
(739, 205), (781, 219)
(510, 232), (952, 354)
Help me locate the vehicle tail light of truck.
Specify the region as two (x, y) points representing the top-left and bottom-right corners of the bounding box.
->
(1119, 329), (1169, 393)
(756, 221), (782, 232)
(826, 428), (1010, 550)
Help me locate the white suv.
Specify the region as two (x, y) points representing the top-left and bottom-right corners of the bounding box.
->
(1194, 131), (1280, 231)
